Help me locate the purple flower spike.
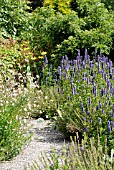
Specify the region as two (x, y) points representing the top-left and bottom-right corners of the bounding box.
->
(109, 59), (112, 67)
(84, 127), (88, 132)
(78, 49), (80, 56)
(73, 67), (76, 73)
(99, 101), (102, 108)
(58, 87), (60, 93)
(67, 96), (70, 101)
(107, 121), (112, 133)
(88, 97), (91, 106)
(80, 103), (84, 112)
(90, 119), (92, 123)
(102, 109), (104, 114)
(93, 86), (97, 97)
(109, 73), (112, 79)
(112, 122), (114, 129)
(98, 118), (102, 123)
(86, 77), (89, 84)
(84, 117), (86, 121)
(58, 66), (62, 78)
(82, 61), (86, 69)
(84, 49), (88, 61)
(41, 63), (45, 69)
(89, 62), (93, 69)
(62, 56), (64, 61)
(101, 62), (104, 70)
(98, 63), (100, 72)
(74, 86), (76, 93)
(112, 104), (114, 112)
(101, 88), (105, 96)
(72, 87), (75, 95)
(44, 55), (48, 64)
(96, 106), (99, 111)
(80, 146), (83, 151)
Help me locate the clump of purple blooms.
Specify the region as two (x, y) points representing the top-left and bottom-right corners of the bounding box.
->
(42, 49), (114, 152)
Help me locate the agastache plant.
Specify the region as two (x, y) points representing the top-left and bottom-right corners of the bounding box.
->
(42, 49), (114, 154)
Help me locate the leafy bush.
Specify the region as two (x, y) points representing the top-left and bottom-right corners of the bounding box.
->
(40, 51), (114, 154)
(0, 0), (29, 37)
(28, 1), (114, 66)
(26, 137), (114, 170)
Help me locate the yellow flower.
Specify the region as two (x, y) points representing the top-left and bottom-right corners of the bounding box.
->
(31, 57), (37, 60)
(38, 56), (44, 59)
(24, 47), (30, 51)
(20, 44), (24, 47)
(28, 52), (33, 55)
(25, 55), (30, 59)
(41, 51), (47, 55)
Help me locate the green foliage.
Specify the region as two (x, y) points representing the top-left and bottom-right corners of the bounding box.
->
(0, 0), (30, 37)
(101, 0), (114, 10)
(28, 2), (114, 66)
(26, 137), (114, 170)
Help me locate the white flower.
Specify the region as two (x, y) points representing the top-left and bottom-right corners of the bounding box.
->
(28, 103), (31, 110)
(24, 108), (27, 112)
(45, 96), (48, 99)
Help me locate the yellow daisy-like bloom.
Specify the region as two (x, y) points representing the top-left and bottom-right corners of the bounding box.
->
(31, 57), (37, 60)
(28, 52), (33, 55)
(25, 55), (30, 59)
(24, 47), (30, 51)
(41, 51), (47, 55)
(20, 44), (24, 47)
(38, 56), (44, 59)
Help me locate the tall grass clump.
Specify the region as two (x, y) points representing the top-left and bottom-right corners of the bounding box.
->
(26, 136), (114, 170)
(40, 50), (114, 155)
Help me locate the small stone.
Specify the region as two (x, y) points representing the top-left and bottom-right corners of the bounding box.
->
(37, 118), (45, 123)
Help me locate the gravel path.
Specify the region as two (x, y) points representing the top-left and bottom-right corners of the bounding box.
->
(0, 118), (69, 170)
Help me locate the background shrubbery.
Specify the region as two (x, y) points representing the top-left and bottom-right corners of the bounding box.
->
(28, 0), (114, 66)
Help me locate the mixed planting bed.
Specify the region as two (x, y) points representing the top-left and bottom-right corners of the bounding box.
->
(0, 0), (114, 169)
(0, 38), (114, 169)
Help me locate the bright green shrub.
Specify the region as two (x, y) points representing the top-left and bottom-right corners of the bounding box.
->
(43, 0), (71, 14)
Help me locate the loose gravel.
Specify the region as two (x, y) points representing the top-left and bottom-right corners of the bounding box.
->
(0, 118), (69, 170)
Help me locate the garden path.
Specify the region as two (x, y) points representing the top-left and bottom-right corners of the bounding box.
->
(0, 119), (69, 170)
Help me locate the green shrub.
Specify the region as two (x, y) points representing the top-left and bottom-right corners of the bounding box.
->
(28, 1), (114, 66)
(0, 0), (30, 37)
(40, 51), (114, 154)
